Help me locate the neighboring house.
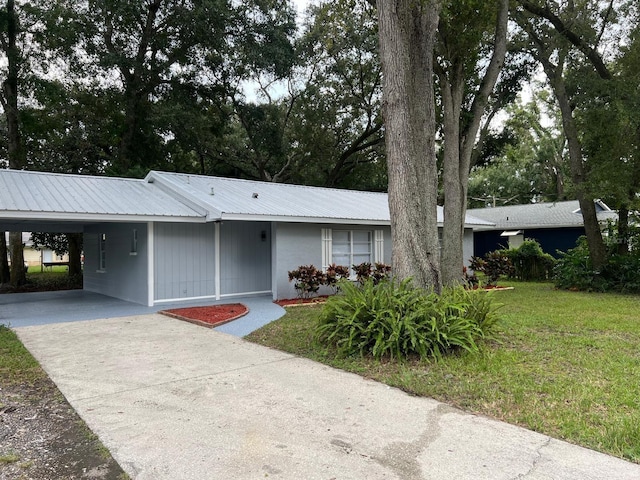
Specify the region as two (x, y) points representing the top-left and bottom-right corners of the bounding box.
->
(468, 200), (618, 259)
(0, 169), (492, 305)
(3, 232), (68, 268)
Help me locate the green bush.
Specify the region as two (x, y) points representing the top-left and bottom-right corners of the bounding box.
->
(554, 236), (640, 293)
(506, 240), (556, 281)
(316, 279), (501, 360)
(554, 238), (598, 291)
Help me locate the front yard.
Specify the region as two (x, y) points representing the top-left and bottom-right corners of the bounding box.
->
(246, 281), (640, 463)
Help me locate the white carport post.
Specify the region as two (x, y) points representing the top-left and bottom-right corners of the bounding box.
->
(147, 222), (155, 306)
(215, 222), (221, 300)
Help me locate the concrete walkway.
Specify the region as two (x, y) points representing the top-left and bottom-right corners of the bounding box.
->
(15, 315), (640, 480)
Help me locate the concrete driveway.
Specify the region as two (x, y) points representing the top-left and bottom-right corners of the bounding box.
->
(15, 314), (640, 480)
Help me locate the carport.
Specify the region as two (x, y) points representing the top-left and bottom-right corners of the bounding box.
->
(0, 169), (207, 306)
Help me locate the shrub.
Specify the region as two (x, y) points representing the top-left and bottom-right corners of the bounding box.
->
(554, 236), (640, 293)
(507, 240), (556, 281)
(352, 262), (372, 284)
(316, 278), (501, 360)
(288, 265), (323, 298)
(324, 264), (350, 293)
(352, 262), (392, 284)
(469, 251), (514, 286)
(463, 266), (479, 288)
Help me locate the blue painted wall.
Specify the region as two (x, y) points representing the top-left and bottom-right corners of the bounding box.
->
(474, 227), (585, 258)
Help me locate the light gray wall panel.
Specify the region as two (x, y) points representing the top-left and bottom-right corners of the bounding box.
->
(273, 223), (392, 300)
(83, 223), (148, 305)
(153, 222), (215, 301)
(220, 221), (271, 295)
(463, 228), (474, 266)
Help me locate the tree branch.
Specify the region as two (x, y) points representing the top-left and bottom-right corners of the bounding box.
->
(518, 0), (612, 79)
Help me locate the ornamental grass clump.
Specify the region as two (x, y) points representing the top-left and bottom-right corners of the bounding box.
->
(316, 278), (501, 360)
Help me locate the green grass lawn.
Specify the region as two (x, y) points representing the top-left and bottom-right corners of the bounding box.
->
(246, 281), (640, 463)
(0, 325), (44, 387)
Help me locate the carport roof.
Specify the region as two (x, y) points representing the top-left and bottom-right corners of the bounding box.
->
(0, 169), (205, 230)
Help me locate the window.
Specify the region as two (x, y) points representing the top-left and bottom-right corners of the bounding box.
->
(130, 229), (138, 255)
(99, 233), (107, 271)
(321, 228), (384, 271)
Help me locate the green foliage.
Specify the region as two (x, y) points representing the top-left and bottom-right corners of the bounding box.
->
(506, 240), (556, 281)
(555, 234), (640, 293)
(469, 251), (514, 286)
(554, 237), (598, 291)
(316, 279), (501, 360)
(468, 95), (570, 207)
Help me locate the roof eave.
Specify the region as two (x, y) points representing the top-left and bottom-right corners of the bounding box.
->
(0, 211), (207, 224)
(220, 213), (391, 225)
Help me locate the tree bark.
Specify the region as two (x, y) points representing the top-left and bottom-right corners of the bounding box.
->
(1, 0), (26, 287)
(616, 206), (629, 256)
(67, 233), (83, 276)
(0, 233), (9, 284)
(439, 0), (509, 285)
(544, 61), (608, 270)
(376, 0), (442, 292)
(9, 231), (25, 287)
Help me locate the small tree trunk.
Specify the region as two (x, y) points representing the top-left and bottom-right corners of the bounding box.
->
(0, 232), (9, 283)
(439, 0), (509, 286)
(376, 0), (443, 292)
(550, 69), (607, 270)
(617, 206), (629, 256)
(9, 231), (26, 287)
(67, 233), (83, 276)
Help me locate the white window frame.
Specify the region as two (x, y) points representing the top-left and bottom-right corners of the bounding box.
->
(321, 228), (384, 273)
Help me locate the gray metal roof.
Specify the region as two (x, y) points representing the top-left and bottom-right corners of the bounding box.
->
(146, 171), (493, 226)
(146, 171), (391, 224)
(468, 200), (618, 231)
(0, 169), (495, 229)
(0, 170), (205, 227)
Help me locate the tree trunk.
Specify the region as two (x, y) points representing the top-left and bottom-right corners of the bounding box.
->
(9, 231), (25, 287)
(617, 206), (629, 256)
(2, 0), (27, 287)
(67, 233), (83, 276)
(0, 233), (9, 284)
(439, 0), (509, 286)
(549, 65), (608, 270)
(439, 71), (465, 285)
(376, 0), (442, 292)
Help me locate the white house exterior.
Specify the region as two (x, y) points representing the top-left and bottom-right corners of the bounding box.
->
(0, 169), (492, 305)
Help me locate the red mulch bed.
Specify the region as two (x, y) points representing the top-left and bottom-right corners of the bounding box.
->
(275, 295), (330, 307)
(160, 303), (248, 328)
